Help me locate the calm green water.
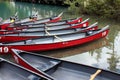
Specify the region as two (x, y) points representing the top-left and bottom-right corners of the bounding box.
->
(0, 1), (120, 74)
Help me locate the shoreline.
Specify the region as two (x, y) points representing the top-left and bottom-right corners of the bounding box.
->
(15, 0), (69, 6)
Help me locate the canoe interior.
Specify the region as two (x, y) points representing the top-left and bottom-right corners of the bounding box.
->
(13, 22), (81, 31)
(3, 31), (87, 45)
(21, 19), (68, 27)
(1, 22), (97, 36)
(45, 24), (70, 29)
(20, 53), (60, 72)
(19, 17), (77, 26)
(19, 52), (120, 80)
(28, 24), (46, 27)
(1, 28), (82, 36)
(23, 27), (45, 31)
(15, 17), (32, 24)
(24, 24), (71, 31)
(45, 21), (66, 26)
(8, 19), (85, 31)
(33, 18), (50, 24)
(22, 16), (59, 25)
(0, 60), (46, 80)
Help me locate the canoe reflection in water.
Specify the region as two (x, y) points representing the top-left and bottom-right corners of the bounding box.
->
(42, 38), (109, 58)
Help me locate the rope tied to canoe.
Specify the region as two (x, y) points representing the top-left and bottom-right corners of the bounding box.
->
(45, 29), (63, 42)
(89, 69), (102, 80)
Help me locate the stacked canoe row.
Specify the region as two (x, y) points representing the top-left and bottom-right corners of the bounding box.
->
(0, 13), (109, 54)
(0, 13), (120, 80)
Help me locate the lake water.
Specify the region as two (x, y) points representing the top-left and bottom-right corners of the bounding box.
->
(0, 1), (120, 74)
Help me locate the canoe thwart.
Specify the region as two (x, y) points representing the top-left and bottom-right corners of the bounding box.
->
(45, 29), (63, 41)
(45, 29), (50, 35)
(54, 35), (63, 42)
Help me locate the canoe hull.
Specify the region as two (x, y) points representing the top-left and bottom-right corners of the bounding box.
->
(0, 36), (39, 42)
(0, 23), (11, 30)
(0, 28), (109, 54)
(11, 53), (50, 79)
(48, 16), (61, 23)
(0, 25), (97, 42)
(11, 49), (120, 80)
(5, 20), (89, 31)
(0, 14), (62, 30)
(0, 19), (89, 34)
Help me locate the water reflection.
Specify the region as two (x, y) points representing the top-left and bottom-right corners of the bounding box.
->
(0, 1), (120, 74)
(62, 33), (120, 73)
(0, 1), (15, 19)
(43, 38), (108, 58)
(107, 31), (120, 73)
(0, 1), (66, 20)
(107, 53), (120, 72)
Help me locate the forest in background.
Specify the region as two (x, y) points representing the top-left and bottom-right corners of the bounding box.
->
(65, 0), (120, 21)
(5, 0), (120, 21)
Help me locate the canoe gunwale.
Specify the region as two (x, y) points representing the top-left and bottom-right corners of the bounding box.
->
(11, 49), (120, 80)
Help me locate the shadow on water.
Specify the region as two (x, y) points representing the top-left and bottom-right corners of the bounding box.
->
(0, 1), (120, 74)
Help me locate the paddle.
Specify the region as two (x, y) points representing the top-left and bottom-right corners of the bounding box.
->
(89, 69), (102, 80)
(58, 12), (63, 17)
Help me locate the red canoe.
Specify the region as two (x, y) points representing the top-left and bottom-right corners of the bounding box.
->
(0, 11), (39, 25)
(0, 16), (83, 33)
(0, 25), (109, 54)
(11, 49), (120, 80)
(0, 12), (38, 29)
(18, 17), (83, 27)
(0, 12), (63, 30)
(0, 12), (18, 26)
(6, 18), (89, 31)
(0, 22), (98, 42)
(14, 12), (63, 25)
